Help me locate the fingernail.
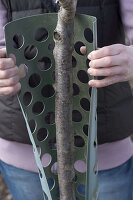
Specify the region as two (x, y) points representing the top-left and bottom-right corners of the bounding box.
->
(88, 68), (92, 75)
(88, 53), (92, 60)
(18, 64), (28, 79)
(89, 80), (95, 87)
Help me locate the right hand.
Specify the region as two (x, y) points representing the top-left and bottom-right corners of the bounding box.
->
(81, 44), (133, 88)
(0, 48), (21, 96)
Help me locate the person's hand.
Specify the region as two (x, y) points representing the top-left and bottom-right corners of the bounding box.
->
(0, 48), (21, 96)
(81, 44), (133, 88)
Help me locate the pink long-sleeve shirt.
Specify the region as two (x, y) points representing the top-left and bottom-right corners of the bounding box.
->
(0, 0), (133, 172)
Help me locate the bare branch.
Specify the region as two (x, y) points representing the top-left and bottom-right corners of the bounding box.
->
(53, 0), (77, 200)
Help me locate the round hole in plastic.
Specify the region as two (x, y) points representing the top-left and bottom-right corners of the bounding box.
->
(51, 162), (58, 174)
(93, 164), (98, 175)
(74, 135), (85, 147)
(37, 128), (48, 141)
(83, 124), (88, 136)
(74, 160), (86, 173)
(73, 174), (78, 182)
(94, 140), (97, 148)
(72, 56), (77, 68)
(35, 27), (48, 42)
(73, 83), (80, 96)
(77, 70), (89, 84)
(32, 101), (44, 115)
(89, 87), (92, 96)
(23, 92), (32, 106)
(86, 58), (90, 68)
(38, 57), (51, 71)
(80, 98), (90, 111)
(28, 119), (36, 133)
(84, 28), (93, 43)
(39, 169), (43, 178)
(77, 184), (85, 196)
(42, 153), (52, 168)
(72, 110), (82, 122)
(47, 177), (55, 190)
(24, 45), (38, 60)
(41, 85), (55, 98)
(29, 73), (41, 88)
(13, 34), (24, 49)
(74, 41), (85, 55)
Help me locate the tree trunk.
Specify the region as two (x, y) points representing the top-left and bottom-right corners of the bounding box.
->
(53, 1), (77, 200)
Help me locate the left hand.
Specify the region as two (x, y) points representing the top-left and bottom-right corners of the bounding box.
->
(81, 44), (133, 88)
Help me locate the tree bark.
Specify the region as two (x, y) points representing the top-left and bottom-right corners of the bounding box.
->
(53, 1), (77, 200)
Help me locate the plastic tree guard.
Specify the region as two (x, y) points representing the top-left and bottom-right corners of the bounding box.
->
(4, 13), (98, 200)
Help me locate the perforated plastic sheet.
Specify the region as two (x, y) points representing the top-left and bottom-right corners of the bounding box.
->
(5, 13), (97, 200)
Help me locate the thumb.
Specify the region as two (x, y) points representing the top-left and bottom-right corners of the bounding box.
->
(80, 46), (87, 55)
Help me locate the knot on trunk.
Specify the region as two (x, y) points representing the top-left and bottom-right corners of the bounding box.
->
(54, 30), (62, 41)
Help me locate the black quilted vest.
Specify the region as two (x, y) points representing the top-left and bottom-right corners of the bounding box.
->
(1, 0), (133, 144)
